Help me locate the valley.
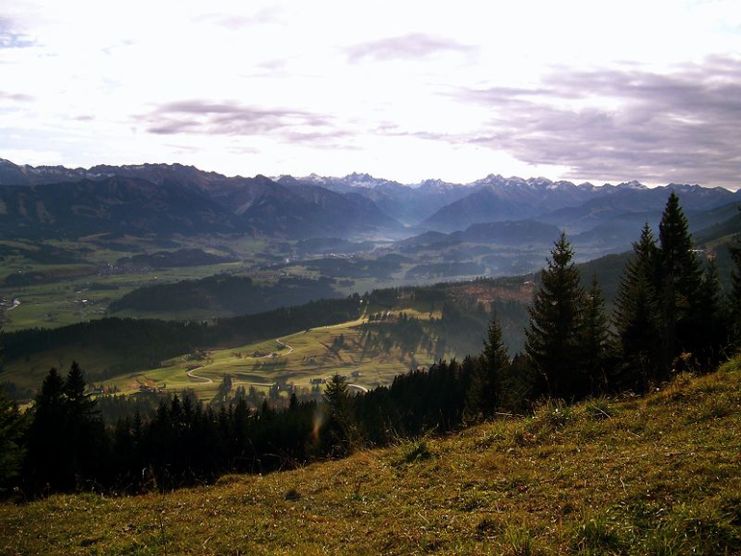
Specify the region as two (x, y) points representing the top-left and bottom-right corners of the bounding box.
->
(0, 160), (738, 406)
(4, 8), (741, 554)
(102, 314), (423, 401)
(0, 281), (529, 402)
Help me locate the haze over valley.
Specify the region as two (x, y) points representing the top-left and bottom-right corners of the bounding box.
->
(1, 2), (740, 554)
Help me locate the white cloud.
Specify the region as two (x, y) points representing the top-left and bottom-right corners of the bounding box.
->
(1, 0), (740, 186)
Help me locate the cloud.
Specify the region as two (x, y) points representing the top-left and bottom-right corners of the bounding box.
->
(195, 8), (280, 30)
(141, 100), (348, 145)
(346, 33), (474, 62)
(0, 91), (33, 102)
(0, 16), (34, 49)
(451, 57), (741, 186)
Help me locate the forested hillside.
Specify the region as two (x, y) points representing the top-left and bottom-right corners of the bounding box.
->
(2, 359), (739, 554)
(1, 193), (739, 503)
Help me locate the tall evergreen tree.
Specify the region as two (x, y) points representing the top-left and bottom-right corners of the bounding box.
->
(0, 326), (26, 493)
(322, 374), (354, 457)
(576, 276), (612, 395)
(694, 259), (726, 368)
(63, 362), (106, 488)
(614, 224), (662, 391)
(497, 352), (537, 412)
(729, 224), (741, 350)
(0, 390), (25, 493)
(525, 233), (585, 399)
(466, 315), (508, 419)
(657, 192), (703, 369)
(24, 368), (68, 492)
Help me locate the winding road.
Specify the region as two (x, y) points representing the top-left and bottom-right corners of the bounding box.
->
(275, 338), (294, 355)
(186, 338), (295, 385)
(186, 367), (213, 384)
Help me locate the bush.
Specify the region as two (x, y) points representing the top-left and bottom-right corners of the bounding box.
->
(585, 397), (615, 420)
(401, 439), (433, 464)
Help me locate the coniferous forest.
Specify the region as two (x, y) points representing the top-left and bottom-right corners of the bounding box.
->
(1, 193), (739, 498)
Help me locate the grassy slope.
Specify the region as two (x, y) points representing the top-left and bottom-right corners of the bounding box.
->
(2, 309), (443, 399)
(2, 360), (740, 555)
(103, 310), (440, 400)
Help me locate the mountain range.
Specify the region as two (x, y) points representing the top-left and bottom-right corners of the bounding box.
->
(0, 158), (738, 246)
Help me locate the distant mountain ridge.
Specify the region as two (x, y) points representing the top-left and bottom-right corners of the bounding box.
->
(0, 159), (737, 241)
(0, 160), (403, 239)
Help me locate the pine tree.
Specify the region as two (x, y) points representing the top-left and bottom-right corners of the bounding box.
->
(0, 326), (26, 493)
(614, 224), (662, 390)
(693, 259), (725, 368)
(466, 315), (508, 419)
(730, 225), (741, 350)
(64, 362), (97, 417)
(322, 374), (354, 457)
(0, 390), (25, 493)
(213, 374), (233, 406)
(24, 368), (68, 491)
(576, 276), (612, 396)
(525, 233), (585, 399)
(64, 361), (99, 487)
(657, 192), (703, 369)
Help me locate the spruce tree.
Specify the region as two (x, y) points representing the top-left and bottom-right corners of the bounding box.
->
(24, 368), (68, 491)
(576, 276), (612, 396)
(614, 224), (662, 391)
(0, 390), (25, 493)
(657, 192), (703, 369)
(525, 233), (585, 399)
(466, 315), (508, 419)
(694, 259), (725, 368)
(322, 374), (354, 457)
(68, 363), (107, 480)
(730, 227), (741, 350)
(0, 326), (26, 492)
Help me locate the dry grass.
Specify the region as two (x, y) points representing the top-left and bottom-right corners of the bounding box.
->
(1, 359), (740, 555)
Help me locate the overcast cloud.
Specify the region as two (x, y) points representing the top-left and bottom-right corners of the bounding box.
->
(454, 58), (741, 185)
(346, 33), (474, 62)
(1, 0), (740, 187)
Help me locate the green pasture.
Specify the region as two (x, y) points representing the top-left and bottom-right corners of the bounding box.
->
(100, 313), (441, 402)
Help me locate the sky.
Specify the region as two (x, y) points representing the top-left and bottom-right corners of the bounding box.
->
(1, 0), (740, 187)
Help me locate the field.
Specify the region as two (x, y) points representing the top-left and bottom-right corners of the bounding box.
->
(2, 358), (739, 555)
(102, 309), (443, 401)
(0, 236), (256, 332)
(0, 232), (544, 334)
(0, 307), (447, 401)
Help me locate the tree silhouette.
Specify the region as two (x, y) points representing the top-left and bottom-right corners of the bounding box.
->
(693, 259), (726, 368)
(0, 326), (27, 493)
(614, 224), (662, 391)
(657, 192), (703, 370)
(0, 390), (25, 493)
(576, 276), (612, 396)
(466, 315), (508, 419)
(525, 233), (585, 399)
(24, 368), (67, 492)
(729, 214), (741, 349)
(322, 374), (354, 457)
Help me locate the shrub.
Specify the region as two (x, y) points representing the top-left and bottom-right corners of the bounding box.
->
(585, 397), (615, 420)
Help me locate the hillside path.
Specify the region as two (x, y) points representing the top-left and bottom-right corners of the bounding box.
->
(275, 338), (294, 355)
(186, 367), (213, 384)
